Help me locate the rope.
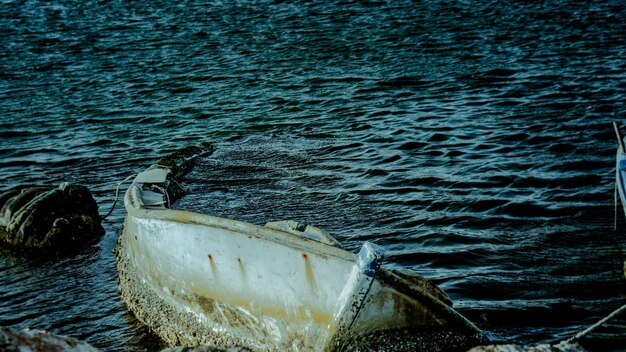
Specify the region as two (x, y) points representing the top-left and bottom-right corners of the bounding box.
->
(101, 173), (137, 220)
(566, 302), (626, 343)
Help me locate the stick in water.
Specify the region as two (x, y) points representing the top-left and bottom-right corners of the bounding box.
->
(566, 302), (626, 343)
(614, 122), (625, 152)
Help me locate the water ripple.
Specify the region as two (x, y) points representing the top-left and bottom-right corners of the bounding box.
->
(1, 0), (626, 349)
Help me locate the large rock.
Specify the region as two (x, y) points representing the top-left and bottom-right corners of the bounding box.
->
(0, 183), (104, 251)
(467, 342), (587, 352)
(0, 326), (99, 351)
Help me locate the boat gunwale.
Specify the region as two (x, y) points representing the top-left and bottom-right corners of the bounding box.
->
(124, 182), (356, 262)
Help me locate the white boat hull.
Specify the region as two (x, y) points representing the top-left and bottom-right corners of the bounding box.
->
(116, 166), (485, 351)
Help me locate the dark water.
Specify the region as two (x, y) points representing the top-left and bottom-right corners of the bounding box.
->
(1, 0), (626, 350)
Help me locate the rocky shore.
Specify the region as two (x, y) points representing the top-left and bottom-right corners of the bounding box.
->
(0, 326), (251, 352)
(0, 327), (99, 352)
(2, 325), (590, 352)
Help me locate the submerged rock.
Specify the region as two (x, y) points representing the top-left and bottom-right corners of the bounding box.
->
(0, 183), (104, 251)
(0, 326), (99, 352)
(467, 342), (588, 352)
(155, 142), (214, 181)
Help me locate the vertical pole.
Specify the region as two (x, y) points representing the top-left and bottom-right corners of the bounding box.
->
(613, 122), (625, 152)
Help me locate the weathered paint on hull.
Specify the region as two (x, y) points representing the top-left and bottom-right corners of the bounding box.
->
(116, 167), (486, 351)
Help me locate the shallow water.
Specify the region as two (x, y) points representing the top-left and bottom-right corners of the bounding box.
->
(1, 0), (626, 350)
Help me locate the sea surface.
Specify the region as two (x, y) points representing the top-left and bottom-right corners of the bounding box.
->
(1, 0), (626, 350)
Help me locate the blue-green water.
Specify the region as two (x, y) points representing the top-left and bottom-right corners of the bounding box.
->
(1, 0), (625, 350)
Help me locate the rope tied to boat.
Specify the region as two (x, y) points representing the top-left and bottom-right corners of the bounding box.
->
(565, 302), (626, 344)
(101, 173), (137, 220)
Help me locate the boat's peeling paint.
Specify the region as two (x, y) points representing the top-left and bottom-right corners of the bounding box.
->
(188, 285), (333, 327)
(237, 257), (247, 282)
(208, 254), (218, 279)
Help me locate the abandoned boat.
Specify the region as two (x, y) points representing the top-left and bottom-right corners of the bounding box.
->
(116, 146), (487, 351)
(615, 122), (626, 217)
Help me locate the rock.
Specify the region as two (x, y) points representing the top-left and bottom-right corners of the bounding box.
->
(467, 341), (588, 352)
(161, 346), (252, 352)
(0, 183), (104, 251)
(0, 326), (99, 351)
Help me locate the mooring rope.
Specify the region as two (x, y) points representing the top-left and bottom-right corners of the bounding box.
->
(565, 302), (626, 344)
(101, 173), (137, 220)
